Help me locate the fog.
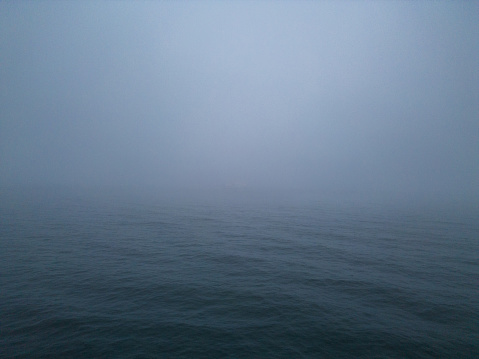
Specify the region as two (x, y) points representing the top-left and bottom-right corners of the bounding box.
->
(1, 2), (478, 203)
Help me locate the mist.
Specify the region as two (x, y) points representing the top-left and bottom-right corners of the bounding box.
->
(1, 1), (478, 204)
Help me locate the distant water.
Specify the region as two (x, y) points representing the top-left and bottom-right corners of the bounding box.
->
(1, 187), (478, 358)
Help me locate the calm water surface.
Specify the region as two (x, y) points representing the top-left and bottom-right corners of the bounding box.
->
(1, 188), (478, 358)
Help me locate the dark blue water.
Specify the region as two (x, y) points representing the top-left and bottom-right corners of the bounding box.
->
(1, 188), (478, 358)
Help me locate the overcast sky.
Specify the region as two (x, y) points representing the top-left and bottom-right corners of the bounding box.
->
(1, 1), (478, 202)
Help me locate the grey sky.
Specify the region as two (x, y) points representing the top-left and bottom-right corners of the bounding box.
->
(1, 1), (478, 202)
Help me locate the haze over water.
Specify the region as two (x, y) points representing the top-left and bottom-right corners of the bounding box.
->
(1, 1), (478, 358)
(1, 1), (478, 202)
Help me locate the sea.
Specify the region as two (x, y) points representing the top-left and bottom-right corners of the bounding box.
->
(1, 186), (478, 358)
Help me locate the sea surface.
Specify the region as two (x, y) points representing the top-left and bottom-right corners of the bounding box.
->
(1, 187), (478, 358)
